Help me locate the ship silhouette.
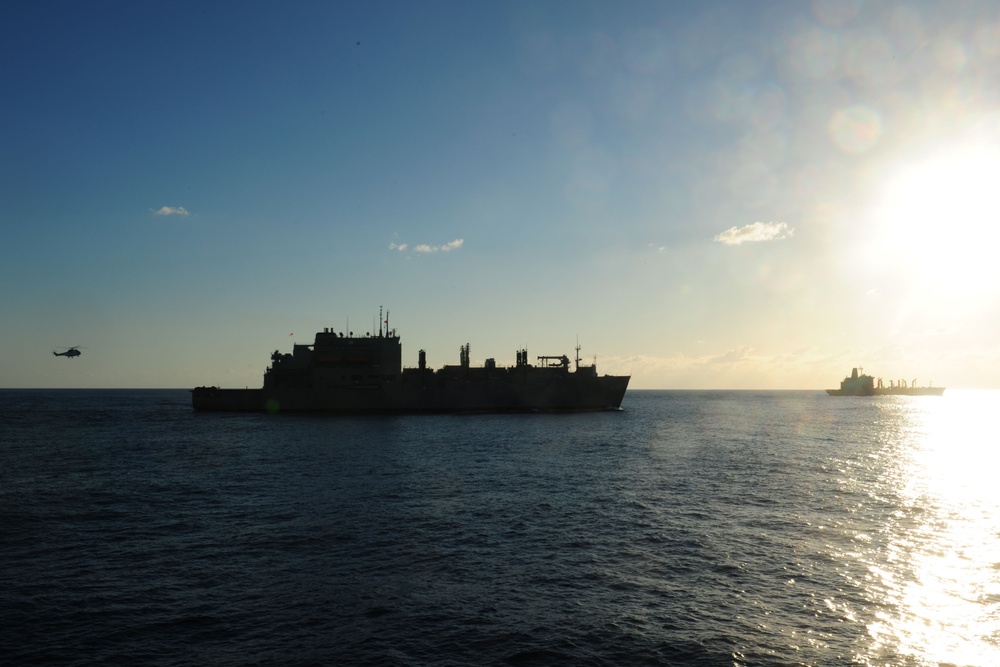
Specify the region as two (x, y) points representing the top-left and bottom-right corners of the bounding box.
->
(826, 368), (945, 396)
(193, 316), (629, 413)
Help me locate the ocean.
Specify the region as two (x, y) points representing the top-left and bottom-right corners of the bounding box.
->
(2, 389), (998, 666)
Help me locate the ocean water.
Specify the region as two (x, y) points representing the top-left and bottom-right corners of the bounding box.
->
(2, 389), (999, 666)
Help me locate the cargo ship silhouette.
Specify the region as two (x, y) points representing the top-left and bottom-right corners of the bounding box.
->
(193, 313), (630, 413)
(826, 368), (945, 396)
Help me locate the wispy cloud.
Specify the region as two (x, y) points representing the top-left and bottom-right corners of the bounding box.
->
(714, 221), (793, 245)
(707, 345), (754, 365)
(604, 347), (756, 376)
(390, 238), (464, 254)
(608, 345), (835, 389)
(152, 206), (190, 217)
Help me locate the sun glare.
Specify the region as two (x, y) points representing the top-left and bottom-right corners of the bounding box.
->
(878, 145), (1000, 292)
(864, 393), (1000, 665)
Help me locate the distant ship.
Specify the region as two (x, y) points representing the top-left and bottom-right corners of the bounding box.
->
(826, 368), (945, 396)
(192, 316), (630, 413)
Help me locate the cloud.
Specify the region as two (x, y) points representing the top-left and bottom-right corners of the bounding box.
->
(706, 346), (753, 365)
(152, 206), (190, 216)
(606, 346), (755, 375)
(392, 238), (464, 254)
(714, 221), (793, 245)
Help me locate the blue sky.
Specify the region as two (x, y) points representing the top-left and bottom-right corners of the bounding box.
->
(3, 1), (1000, 389)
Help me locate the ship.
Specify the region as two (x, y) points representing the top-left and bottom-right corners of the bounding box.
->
(192, 316), (630, 413)
(826, 368), (945, 396)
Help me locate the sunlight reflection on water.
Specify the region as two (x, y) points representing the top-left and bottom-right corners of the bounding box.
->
(861, 390), (1000, 666)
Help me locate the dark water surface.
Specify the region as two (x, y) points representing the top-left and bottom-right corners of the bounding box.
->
(2, 389), (998, 666)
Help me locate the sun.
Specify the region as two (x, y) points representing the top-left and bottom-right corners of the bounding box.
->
(876, 144), (1000, 292)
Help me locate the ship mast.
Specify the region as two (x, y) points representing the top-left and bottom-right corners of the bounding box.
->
(575, 336), (580, 372)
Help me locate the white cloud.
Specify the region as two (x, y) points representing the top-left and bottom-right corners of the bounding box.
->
(393, 238), (464, 254)
(714, 221), (793, 245)
(153, 206), (190, 216)
(707, 346), (754, 365)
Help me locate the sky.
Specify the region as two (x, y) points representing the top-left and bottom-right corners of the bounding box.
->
(3, 0), (1000, 390)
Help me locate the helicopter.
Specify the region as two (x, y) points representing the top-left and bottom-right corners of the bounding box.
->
(53, 346), (83, 358)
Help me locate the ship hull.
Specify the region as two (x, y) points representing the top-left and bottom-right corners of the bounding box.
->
(192, 376), (630, 413)
(826, 387), (945, 396)
(874, 387), (945, 396)
(826, 388), (872, 396)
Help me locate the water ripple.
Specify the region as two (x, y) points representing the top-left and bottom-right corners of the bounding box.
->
(2, 389), (999, 665)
